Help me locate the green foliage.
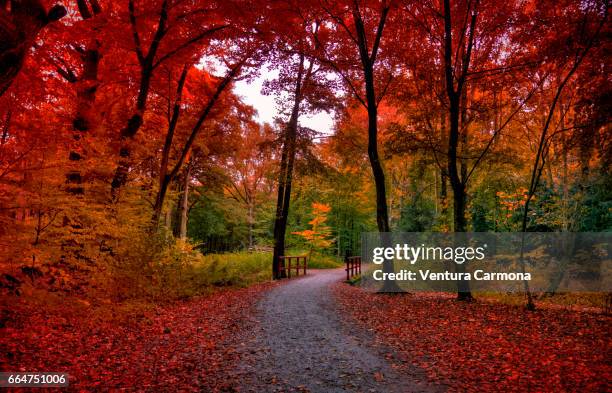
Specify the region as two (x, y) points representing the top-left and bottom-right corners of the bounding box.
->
(114, 233), (272, 301)
(190, 252), (272, 287)
(477, 292), (610, 310)
(345, 275), (361, 285)
(309, 255), (343, 269)
(528, 183), (564, 231)
(469, 186), (496, 231)
(188, 190), (249, 252)
(285, 249), (343, 269)
(577, 172), (612, 231)
(289, 170), (375, 257)
(398, 197), (436, 232)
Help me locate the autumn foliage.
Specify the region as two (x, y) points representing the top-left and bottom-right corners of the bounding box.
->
(0, 0), (610, 390)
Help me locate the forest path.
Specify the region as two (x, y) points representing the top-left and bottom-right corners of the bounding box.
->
(236, 269), (440, 392)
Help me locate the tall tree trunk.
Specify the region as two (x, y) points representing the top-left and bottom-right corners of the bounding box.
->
(438, 114), (449, 228)
(440, 171), (448, 225)
(352, 4), (391, 233)
(66, 41), (101, 196)
(179, 160), (191, 240)
(247, 202), (254, 249)
(272, 50), (314, 279)
(365, 81), (390, 233)
(272, 90), (300, 279)
(172, 190), (182, 238)
(443, 0), (478, 300)
(447, 90), (471, 300)
(152, 65), (189, 224)
(164, 201), (172, 229)
(351, 4), (400, 291)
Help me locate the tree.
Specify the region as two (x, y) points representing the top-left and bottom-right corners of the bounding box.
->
(110, 0), (231, 198)
(0, 0), (67, 96)
(317, 0), (397, 233)
(293, 202), (333, 259)
(151, 58), (249, 224)
(402, 0), (547, 299)
(265, 1), (335, 279)
(516, 0), (607, 310)
(224, 123), (275, 249)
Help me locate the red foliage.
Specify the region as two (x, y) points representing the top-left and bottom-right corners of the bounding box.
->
(1, 283), (275, 391)
(333, 284), (611, 392)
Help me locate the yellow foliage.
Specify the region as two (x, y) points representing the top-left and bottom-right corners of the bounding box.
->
(292, 202), (333, 251)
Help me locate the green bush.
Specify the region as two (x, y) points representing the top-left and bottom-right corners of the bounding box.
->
(111, 231), (272, 301)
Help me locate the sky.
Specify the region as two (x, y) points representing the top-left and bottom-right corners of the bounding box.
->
(233, 75), (335, 135)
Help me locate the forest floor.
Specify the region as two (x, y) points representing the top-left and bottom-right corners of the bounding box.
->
(0, 282), (277, 391)
(2, 269), (610, 392)
(334, 283), (611, 392)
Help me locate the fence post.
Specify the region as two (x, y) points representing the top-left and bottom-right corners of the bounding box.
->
(345, 255), (349, 281)
(345, 256), (361, 280)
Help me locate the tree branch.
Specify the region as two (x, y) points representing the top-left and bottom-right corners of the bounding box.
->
(153, 24), (230, 69)
(128, 0), (145, 66)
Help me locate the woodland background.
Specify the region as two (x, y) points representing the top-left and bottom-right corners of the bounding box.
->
(0, 0), (609, 302)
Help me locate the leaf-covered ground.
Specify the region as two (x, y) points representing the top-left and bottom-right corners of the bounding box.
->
(1, 282), (276, 391)
(333, 284), (611, 392)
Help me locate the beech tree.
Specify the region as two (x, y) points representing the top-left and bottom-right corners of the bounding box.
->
(316, 0), (399, 233)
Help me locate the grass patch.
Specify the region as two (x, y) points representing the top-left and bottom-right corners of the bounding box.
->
(189, 251), (272, 289)
(476, 291), (611, 312)
(345, 275), (361, 285)
(285, 250), (344, 269)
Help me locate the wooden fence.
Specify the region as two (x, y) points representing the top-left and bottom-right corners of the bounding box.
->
(345, 256), (361, 280)
(279, 256), (308, 278)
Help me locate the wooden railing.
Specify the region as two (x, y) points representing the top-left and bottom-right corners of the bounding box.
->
(279, 256), (308, 278)
(345, 256), (361, 280)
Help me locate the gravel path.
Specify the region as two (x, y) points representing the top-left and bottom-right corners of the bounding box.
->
(236, 269), (441, 392)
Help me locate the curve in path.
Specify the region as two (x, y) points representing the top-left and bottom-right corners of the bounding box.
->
(236, 269), (441, 392)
